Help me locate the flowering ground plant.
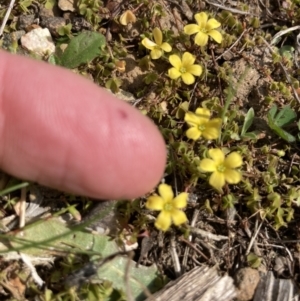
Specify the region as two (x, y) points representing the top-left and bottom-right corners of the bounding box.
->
(5, 1), (300, 299)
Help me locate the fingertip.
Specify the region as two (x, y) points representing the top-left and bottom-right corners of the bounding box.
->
(0, 51), (166, 199)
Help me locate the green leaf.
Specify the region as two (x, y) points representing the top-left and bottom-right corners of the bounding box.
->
(48, 54), (57, 65)
(247, 253), (262, 268)
(45, 0), (56, 9)
(144, 72), (158, 84)
(267, 105), (296, 142)
(96, 256), (163, 301)
(0, 218), (163, 299)
(274, 208), (287, 229)
(285, 208), (294, 222)
(268, 123), (296, 142)
(0, 182), (30, 197)
(279, 45), (295, 60)
(58, 32), (106, 69)
(242, 132), (257, 140)
(268, 105), (296, 127)
(175, 101), (189, 119)
(241, 108), (254, 135)
(19, 0), (32, 12)
(230, 132), (240, 140)
(105, 78), (122, 93)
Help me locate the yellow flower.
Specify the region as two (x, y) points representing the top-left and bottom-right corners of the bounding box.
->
(199, 149), (242, 192)
(146, 184), (188, 231)
(141, 28), (172, 59)
(184, 107), (222, 140)
(168, 52), (202, 85)
(119, 10), (136, 26)
(184, 12), (222, 46)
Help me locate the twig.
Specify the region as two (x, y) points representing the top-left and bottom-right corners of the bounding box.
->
(20, 253), (44, 287)
(179, 236), (210, 261)
(215, 29), (247, 61)
(189, 227), (228, 241)
(189, 209), (199, 241)
(256, 243), (293, 262)
(288, 153), (296, 176)
(205, 0), (256, 16)
(19, 187), (27, 229)
(133, 97), (144, 107)
(173, 172), (178, 197)
(258, 0), (273, 17)
(0, 0), (16, 36)
(270, 25), (300, 46)
(190, 81), (199, 110)
(245, 217), (263, 256)
(170, 234), (181, 277)
(182, 209), (199, 271)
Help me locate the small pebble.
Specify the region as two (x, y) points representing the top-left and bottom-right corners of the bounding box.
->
(58, 0), (76, 12)
(21, 27), (55, 56)
(40, 17), (66, 37)
(17, 14), (35, 31)
(235, 267), (260, 301)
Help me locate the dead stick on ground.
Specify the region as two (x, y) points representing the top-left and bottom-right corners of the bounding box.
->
(170, 233), (181, 277)
(189, 227), (228, 241)
(245, 217), (263, 256)
(182, 209), (199, 271)
(19, 187), (27, 229)
(20, 253), (44, 287)
(0, 0), (16, 36)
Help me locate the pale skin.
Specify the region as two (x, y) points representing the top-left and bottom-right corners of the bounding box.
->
(0, 51), (166, 199)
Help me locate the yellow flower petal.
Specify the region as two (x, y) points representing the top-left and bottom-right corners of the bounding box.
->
(141, 38), (156, 50)
(224, 152), (243, 168)
(195, 12), (208, 27)
(206, 18), (221, 30)
(194, 31), (209, 46)
(158, 184), (174, 202)
(208, 30), (223, 43)
(197, 117), (210, 126)
(195, 107), (211, 118)
(153, 27), (162, 45)
(169, 54), (182, 69)
(224, 169), (242, 184)
(208, 148), (225, 164)
(208, 117), (222, 127)
(160, 42), (172, 52)
(155, 211), (172, 231)
(182, 72), (195, 85)
(184, 24), (200, 35)
(186, 127), (202, 140)
(168, 67), (181, 80)
(184, 111), (200, 126)
(202, 119), (222, 140)
(150, 48), (162, 59)
(173, 193), (188, 209)
(209, 171), (225, 191)
(146, 195), (164, 210)
(171, 209), (187, 226)
(119, 10), (136, 26)
(186, 64), (202, 76)
(202, 128), (220, 140)
(199, 158), (217, 172)
(182, 52), (195, 67)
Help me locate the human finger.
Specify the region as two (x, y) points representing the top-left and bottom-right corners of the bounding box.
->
(0, 51), (166, 199)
